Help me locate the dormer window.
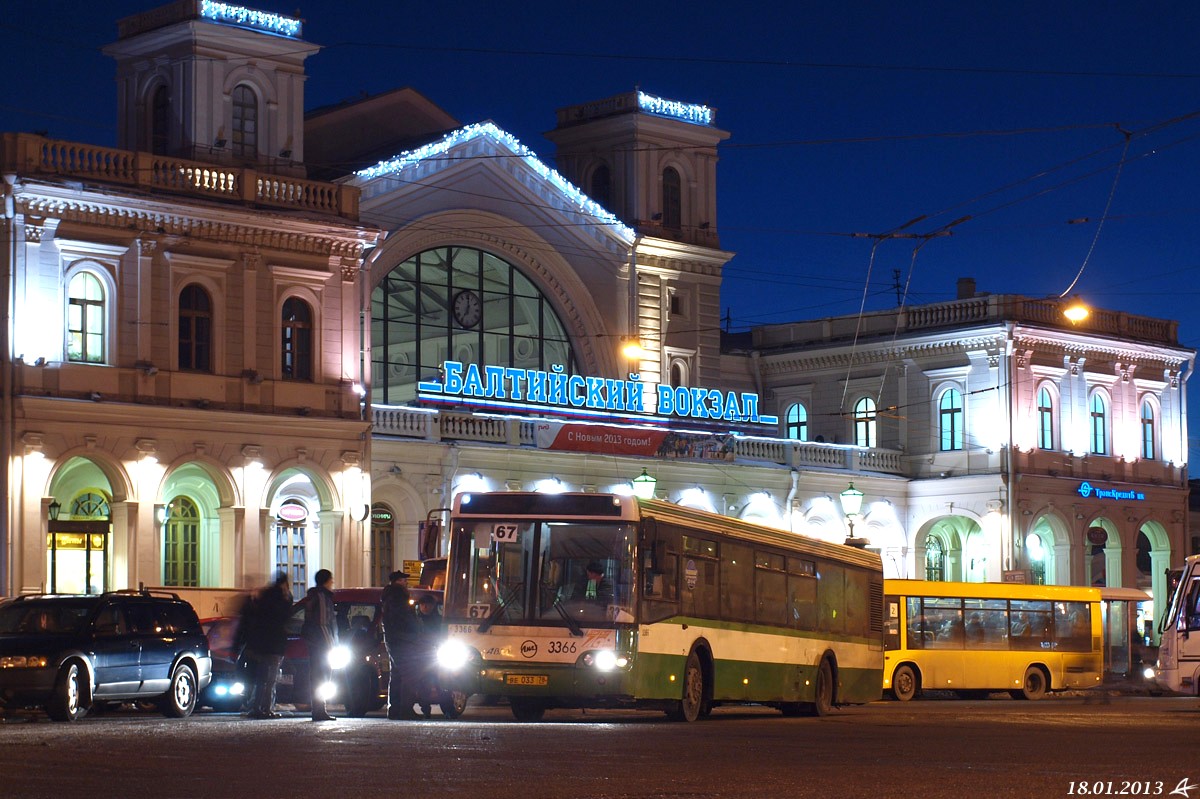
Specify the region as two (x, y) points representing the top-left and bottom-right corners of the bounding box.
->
(150, 85), (170, 155)
(662, 167), (681, 230)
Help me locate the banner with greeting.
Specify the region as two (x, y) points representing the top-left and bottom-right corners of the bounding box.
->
(534, 422), (735, 461)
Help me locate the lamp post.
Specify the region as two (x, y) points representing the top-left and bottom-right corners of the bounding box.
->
(48, 498), (61, 521)
(631, 468), (657, 500)
(839, 482), (868, 548)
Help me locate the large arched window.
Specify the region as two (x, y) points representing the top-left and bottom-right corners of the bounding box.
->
(1141, 400), (1157, 460)
(150, 85), (170, 155)
(1037, 386), (1056, 450)
(661, 167), (681, 231)
(231, 84), (257, 160)
(784, 403), (808, 441)
(371, 246), (578, 405)
(853, 396), (877, 448)
(925, 535), (945, 581)
(281, 297), (313, 381)
(1089, 391), (1109, 455)
(67, 271), (106, 364)
(590, 164), (611, 210)
(163, 497), (199, 587)
(178, 284), (213, 372)
(938, 387), (963, 451)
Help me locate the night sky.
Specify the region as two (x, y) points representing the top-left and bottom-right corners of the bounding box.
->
(4, 1), (1200, 461)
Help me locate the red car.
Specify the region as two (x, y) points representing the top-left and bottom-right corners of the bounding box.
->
(277, 587), (464, 718)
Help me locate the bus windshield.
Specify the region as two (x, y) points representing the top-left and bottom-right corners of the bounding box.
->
(445, 518), (636, 628)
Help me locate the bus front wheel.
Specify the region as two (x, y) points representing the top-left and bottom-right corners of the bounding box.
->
(1011, 667), (1047, 700)
(891, 665), (918, 702)
(667, 650), (705, 722)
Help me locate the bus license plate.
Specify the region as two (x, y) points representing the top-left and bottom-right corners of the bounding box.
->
(506, 674), (548, 686)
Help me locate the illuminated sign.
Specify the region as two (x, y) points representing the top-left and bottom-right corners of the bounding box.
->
(1076, 481), (1145, 501)
(637, 92), (713, 126)
(418, 361), (777, 427)
(200, 2), (302, 38)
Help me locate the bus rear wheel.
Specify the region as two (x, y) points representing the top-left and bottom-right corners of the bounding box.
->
(891, 665), (918, 702)
(1011, 667), (1047, 701)
(806, 659), (834, 717)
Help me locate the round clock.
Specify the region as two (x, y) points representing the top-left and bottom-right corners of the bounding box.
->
(452, 289), (482, 328)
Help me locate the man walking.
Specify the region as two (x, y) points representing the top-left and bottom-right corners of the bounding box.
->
(381, 570), (420, 720)
(245, 572), (293, 719)
(301, 569), (338, 721)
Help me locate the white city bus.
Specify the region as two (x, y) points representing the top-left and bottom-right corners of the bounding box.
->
(435, 491), (884, 722)
(1152, 553), (1200, 695)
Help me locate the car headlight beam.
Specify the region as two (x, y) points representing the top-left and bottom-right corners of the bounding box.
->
(327, 645), (351, 670)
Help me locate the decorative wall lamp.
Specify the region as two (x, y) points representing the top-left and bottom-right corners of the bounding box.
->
(48, 498), (61, 521)
(631, 468), (657, 500)
(839, 481), (867, 548)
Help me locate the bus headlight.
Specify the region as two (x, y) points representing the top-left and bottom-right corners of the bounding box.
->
(1142, 666), (1156, 681)
(437, 640), (472, 671)
(327, 645), (352, 670)
(583, 650), (627, 671)
(317, 680), (338, 701)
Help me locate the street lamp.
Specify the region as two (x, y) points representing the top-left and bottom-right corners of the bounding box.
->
(48, 498), (61, 521)
(631, 468), (657, 500)
(839, 482), (867, 547)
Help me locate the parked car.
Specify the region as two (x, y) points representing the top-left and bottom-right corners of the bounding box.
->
(0, 590), (212, 722)
(277, 586), (465, 718)
(199, 616), (248, 712)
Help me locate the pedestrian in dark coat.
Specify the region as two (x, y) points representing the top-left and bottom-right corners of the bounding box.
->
(414, 594), (443, 717)
(245, 572), (293, 718)
(381, 570), (420, 719)
(301, 569), (338, 721)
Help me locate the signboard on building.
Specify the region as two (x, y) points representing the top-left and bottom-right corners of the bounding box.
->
(1002, 570), (1030, 584)
(417, 360), (778, 428)
(534, 421), (735, 461)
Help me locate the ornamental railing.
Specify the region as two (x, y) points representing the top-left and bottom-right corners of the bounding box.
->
(0, 133), (358, 219)
(371, 405), (907, 476)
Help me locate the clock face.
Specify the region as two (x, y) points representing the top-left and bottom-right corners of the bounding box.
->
(452, 289), (482, 328)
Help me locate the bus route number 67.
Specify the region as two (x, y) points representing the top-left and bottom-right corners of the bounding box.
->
(492, 523), (519, 543)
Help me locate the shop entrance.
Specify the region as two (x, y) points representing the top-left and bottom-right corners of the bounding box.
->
(46, 520), (110, 594)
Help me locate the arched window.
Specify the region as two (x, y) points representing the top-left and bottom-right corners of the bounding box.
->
(925, 535), (945, 581)
(938, 388), (963, 451)
(662, 167), (681, 230)
(1037, 386), (1056, 450)
(1141, 400), (1157, 460)
(1089, 392), (1108, 455)
(67, 271), (105, 363)
(281, 297), (313, 381)
(163, 497), (199, 588)
(853, 396), (877, 448)
(231, 84), (257, 160)
(370, 246), (579, 405)
(784, 403), (808, 441)
(178, 284), (212, 372)
(70, 491), (111, 519)
(151, 85), (170, 155)
(590, 164), (611, 210)
(669, 359), (686, 389)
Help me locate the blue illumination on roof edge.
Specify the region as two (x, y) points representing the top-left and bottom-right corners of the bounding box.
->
(355, 122), (636, 243)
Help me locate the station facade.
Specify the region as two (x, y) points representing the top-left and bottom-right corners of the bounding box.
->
(1, 2), (1194, 632)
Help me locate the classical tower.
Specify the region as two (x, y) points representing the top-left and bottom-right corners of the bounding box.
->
(546, 91), (733, 388)
(103, 2), (316, 176)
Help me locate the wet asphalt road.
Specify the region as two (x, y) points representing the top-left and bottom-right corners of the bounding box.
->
(2, 694), (1198, 799)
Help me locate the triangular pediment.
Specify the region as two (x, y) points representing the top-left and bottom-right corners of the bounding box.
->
(350, 122), (635, 251)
